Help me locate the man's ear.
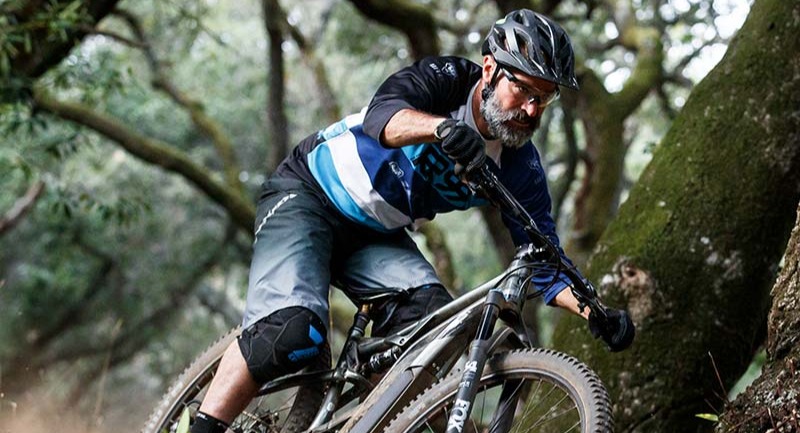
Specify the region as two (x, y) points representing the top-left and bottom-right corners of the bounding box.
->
(482, 55), (496, 82)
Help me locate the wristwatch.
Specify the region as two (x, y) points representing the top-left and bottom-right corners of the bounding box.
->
(434, 119), (457, 142)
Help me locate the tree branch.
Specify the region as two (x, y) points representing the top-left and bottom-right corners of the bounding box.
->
(32, 89), (255, 233)
(346, 0), (439, 60)
(0, 180), (45, 237)
(38, 224), (234, 369)
(8, 0), (122, 80)
(493, 0), (565, 15)
(27, 232), (117, 351)
(613, 26), (664, 115)
(196, 284), (242, 325)
(112, 8), (245, 195)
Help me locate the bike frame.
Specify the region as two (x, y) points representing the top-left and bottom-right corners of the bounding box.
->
(260, 270), (509, 432)
(257, 166), (607, 433)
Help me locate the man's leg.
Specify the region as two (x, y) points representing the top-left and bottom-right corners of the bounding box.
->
(336, 231), (453, 337)
(195, 342), (261, 426)
(371, 284), (453, 337)
(191, 179), (336, 433)
(192, 307), (327, 432)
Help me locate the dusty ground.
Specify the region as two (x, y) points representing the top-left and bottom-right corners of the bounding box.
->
(0, 390), (149, 433)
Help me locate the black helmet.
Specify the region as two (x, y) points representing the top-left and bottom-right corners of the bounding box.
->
(482, 9), (579, 90)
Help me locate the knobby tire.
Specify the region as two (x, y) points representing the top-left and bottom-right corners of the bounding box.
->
(385, 348), (613, 433)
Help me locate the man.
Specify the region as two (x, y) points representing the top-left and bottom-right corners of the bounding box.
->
(190, 9), (635, 433)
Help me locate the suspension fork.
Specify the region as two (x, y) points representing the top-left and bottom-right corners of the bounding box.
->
(445, 289), (507, 433)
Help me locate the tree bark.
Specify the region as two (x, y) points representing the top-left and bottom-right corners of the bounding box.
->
(262, 0), (290, 172)
(717, 201), (800, 432)
(565, 24), (664, 267)
(551, 0), (800, 432)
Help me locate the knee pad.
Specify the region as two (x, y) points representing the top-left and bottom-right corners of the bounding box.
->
(372, 284), (453, 337)
(238, 306), (327, 383)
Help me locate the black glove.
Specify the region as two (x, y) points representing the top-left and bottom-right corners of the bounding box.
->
(588, 308), (635, 352)
(434, 119), (486, 176)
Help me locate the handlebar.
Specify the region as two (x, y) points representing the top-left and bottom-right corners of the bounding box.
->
(464, 164), (609, 321)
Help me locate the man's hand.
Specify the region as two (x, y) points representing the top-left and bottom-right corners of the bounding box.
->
(588, 308), (635, 352)
(435, 119), (486, 175)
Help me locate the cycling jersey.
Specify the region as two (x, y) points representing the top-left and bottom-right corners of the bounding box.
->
(273, 56), (580, 303)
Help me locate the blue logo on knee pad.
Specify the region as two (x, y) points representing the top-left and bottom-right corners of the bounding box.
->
(288, 346), (319, 362)
(288, 324), (324, 362)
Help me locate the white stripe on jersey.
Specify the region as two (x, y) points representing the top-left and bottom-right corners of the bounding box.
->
(325, 131), (412, 230)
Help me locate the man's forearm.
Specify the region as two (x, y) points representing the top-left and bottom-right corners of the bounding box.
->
(380, 109), (447, 148)
(553, 288), (590, 319)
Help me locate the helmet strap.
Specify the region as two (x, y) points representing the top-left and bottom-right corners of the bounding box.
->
(481, 65), (503, 101)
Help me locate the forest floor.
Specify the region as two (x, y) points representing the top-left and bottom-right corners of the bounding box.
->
(0, 390), (146, 433)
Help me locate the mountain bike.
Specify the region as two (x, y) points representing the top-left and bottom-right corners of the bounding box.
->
(142, 164), (615, 433)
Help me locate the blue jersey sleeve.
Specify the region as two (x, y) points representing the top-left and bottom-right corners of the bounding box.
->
(497, 143), (584, 304)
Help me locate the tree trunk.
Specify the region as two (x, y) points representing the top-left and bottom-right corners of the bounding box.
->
(551, 1), (800, 432)
(565, 25), (664, 267)
(262, 0), (290, 172)
(716, 201), (800, 432)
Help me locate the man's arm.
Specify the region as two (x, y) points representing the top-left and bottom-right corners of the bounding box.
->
(363, 57), (482, 144)
(552, 288), (590, 319)
(381, 109), (446, 148)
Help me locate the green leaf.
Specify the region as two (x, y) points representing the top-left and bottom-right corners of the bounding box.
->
(695, 413), (719, 422)
(176, 407), (192, 433)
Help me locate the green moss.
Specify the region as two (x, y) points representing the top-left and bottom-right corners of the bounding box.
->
(553, 0), (800, 431)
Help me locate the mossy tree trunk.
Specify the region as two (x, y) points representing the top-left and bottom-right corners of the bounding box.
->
(551, 0), (800, 432)
(716, 201), (800, 432)
(565, 20), (665, 268)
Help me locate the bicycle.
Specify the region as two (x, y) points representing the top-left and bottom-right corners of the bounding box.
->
(143, 164), (615, 433)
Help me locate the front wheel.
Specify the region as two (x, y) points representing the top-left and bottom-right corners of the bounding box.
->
(385, 348), (613, 433)
(142, 327), (329, 433)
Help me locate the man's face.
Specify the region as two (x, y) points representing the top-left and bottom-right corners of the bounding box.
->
(480, 65), (559, 148)
(480, 85), (541, 149)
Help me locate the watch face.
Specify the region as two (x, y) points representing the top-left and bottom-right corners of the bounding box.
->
(435, 120), (455, 141)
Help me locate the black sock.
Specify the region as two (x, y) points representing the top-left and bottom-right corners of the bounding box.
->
(190, 411), (229, 433)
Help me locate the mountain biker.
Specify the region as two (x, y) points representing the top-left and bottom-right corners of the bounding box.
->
(190, 9), (635, 433)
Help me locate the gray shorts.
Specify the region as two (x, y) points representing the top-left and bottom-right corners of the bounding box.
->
(243, 178), (443, 330)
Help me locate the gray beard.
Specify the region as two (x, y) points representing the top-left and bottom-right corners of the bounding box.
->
(479, 87), (540, 149)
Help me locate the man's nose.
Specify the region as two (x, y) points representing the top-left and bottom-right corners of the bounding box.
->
(522, 100), (539, 117)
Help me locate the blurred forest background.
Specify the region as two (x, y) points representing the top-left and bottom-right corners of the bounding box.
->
(1, 0), (799, 432)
